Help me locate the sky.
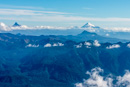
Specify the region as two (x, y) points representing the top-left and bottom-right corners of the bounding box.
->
(0, 0), (130, 28)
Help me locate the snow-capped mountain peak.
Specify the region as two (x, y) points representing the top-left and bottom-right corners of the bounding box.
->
(81, 22), (100, 29)
(86, 23), (95, 27)
(82, 23), (95, 28)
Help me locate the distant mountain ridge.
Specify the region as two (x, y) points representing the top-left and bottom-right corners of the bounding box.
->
(0, 30), (127, 44)
(1, 22), (130, 41)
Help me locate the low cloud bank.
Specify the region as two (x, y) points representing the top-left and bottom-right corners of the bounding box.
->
(44, 43), (64, 48)
(93, 40), (101, 47)
(0, 22), (78, 31)
(106, 44), (120, 49)
(26, 44), (39, 48)
(75, 67), (130, 87)
(2, 22), (130, 32)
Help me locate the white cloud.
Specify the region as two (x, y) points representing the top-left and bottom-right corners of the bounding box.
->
(86, 46), (91, 48)
(0, 22), (11, 31)
(52, 43), (64, 47)
(75, 43), (83, 48)
(0, 9), (69, 16)
(116, 70), (130, 87)
(0, 4), (45, 10)
(53, 43), (58, 47)
(84, 42), (91, 46)
(2, 21), (130, 32)
(84, 42), (91, 48)
(85, 67), (112, 87)
(93, 40), (101, 47)
(1, 5), (130, 23)
(44, 43), (64, 48)
(75, 67), (130, 87)
(1, 9), (130, 23)
(127, 43), (130, 48)
(106, 34), (110, 36)
(26, 44), (39, 48)
(58, 42), (64, 46)
(104, 27), (130, 32)
(106, 44), (120, 49)
(76, 41), (101, 48)
(11, 25), (29, 30)
(44, 43), (52, 47)
(75, 67), (113, 87)
(0, 22), (74, 31)
(2, 21), (130, 33)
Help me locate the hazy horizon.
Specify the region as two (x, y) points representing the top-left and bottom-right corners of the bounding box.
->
(1, 0), (130, 29)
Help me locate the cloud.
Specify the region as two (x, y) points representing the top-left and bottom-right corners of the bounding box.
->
(26, 44), (39, 48)
(44, 43), (64, 48)
(57, 43), (64, 46)
(104, 27), (130, 32)
(84, 42), (92, 46)
(0, 22), (80, 31)
(0, 9), (69, 16)
(93, 40), (101, 47)
(53, 43), (64, 47)
(2, 21), (130, 33)
(75, 43), (83, 48)
(84, 42), (91, 48)
(106, 44), (120, 49)
(0, 4), (45, 10)
(116, 70), (130, 87)
(83, 7), (92, 10)
(0, 22), (11, 31)
(127, 43), (130, 48)
(44, 43), (52, 47)
(1, 8), (130, 23)
(106, 33), (110, 36)
(75, 67), (130, 87)
(2, 5), (130, 23)
(2, 16), (130, 22)
(75, 67), (113, 87)
(75, 41), (101, 48)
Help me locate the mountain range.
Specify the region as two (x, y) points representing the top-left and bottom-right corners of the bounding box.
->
(0, 31), (129, 87)
(1, 22), (130, 41)
(0, 22), (130, 86)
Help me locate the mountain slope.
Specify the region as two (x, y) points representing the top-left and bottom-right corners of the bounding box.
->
(0, 33), (129, 86)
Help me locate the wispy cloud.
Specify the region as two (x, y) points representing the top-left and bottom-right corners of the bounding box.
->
(1, 7), (130, 23)
(0, 9), (70, 16)
(104, 27), (130, 32)
(0, 4), (45, 10)
(1, 15), (130, 23)
(83, 7), (92, 10)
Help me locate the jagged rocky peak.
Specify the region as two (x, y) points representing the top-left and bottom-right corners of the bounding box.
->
(13, 22), (21, 27)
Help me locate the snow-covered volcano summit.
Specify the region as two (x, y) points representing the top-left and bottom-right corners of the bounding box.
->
(81, 23), (100, 29)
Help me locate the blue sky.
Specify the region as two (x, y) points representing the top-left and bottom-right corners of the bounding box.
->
(1, 0), (130, 28)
